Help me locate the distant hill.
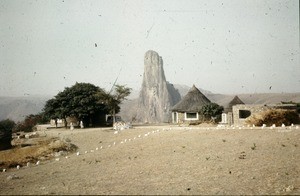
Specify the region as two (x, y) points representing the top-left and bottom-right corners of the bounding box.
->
(1, 86), (299, 123)
(119, 85), (300, 122)
(0, 96), (50, 122)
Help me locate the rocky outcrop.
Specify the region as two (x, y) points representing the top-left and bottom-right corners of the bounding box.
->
(135, 50), (181, 123)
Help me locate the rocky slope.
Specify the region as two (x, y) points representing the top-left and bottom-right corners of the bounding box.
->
(0, 96), (49, 122)
(134, 50), (181, 123)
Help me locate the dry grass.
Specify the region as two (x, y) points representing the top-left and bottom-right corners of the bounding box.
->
(246, 109), (299, 126)
(0, 126), (299, 195)
(0, 137), (77, 169)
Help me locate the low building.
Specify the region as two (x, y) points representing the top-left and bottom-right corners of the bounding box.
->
(221, 95), (244, 125)
(171, 85), (211, 124)
(232, 103), (297, 126)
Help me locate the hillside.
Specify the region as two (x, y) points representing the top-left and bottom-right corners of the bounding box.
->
(120, 85), (300, 122)
(1, 87), (300, 123)
(0, 96), (50, 122)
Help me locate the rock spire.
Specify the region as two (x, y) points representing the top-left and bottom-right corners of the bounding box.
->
(136, 50), (180, 123)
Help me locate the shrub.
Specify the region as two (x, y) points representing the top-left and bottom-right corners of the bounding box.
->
(246, 109), (299, 127)
(200, 103), (224, 123)
(13, 113), (47, 133)
(0, 119), (16, 150)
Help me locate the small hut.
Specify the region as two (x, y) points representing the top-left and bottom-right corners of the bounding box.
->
(221, 95), (244, 125)
(171, 85), (211, 124)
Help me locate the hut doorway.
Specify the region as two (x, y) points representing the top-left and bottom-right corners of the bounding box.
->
(172, 112), (178, 123)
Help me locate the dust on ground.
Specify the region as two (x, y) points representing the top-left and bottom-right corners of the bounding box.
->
(0, 124), (299, 195)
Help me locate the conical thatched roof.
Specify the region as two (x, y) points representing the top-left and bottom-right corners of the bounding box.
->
(171, 85), (211, 112)
(224, 95), (244, 112)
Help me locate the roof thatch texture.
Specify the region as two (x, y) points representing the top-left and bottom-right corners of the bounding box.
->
(224, 95), (245, 112)
(171, 85), (211, 112)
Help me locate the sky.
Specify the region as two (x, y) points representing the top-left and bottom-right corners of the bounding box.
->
(0, 0), (299, 97)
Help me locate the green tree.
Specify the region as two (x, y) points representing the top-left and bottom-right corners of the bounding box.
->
(200, 103), (224, 122)
(102, 84), (131, 124)
(43, 82), (110, 128)
(0, 119), (16, 150)
(0, 119), (16, 132)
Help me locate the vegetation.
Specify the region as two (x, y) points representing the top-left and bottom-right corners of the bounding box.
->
(0, 119), (16, 150)
(281, 101), (300, 113)
(0, 137), (77, 168)
(13, 113), (48, 133)
(43, 82), (131, 127)
(0, 119), (16, 133)
(102, 84), (131, 124)
(200, 103), (224, 122)
(246, 109), (299, 126)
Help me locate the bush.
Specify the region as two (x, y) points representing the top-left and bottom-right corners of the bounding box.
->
(246, 109), (300, 126)
(13, 113), (47, 133)
(200, 103), (224, 123)
(0, 119), (16, 150)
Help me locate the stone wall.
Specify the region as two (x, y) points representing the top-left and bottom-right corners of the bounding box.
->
(173, 112), (204, 125)
(233, 104), (268, 126)
(232, 104), (297, 126)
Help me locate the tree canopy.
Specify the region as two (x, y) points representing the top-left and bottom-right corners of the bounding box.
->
(43, 82), (131, 127)
(103, 84), (132, 117)
(43, 83), (109, 127)
(200, 103), (224, 122)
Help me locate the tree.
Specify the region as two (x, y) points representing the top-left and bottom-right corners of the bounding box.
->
(43, 82), (110, 128)
(200, 103), (224, 122)
(13, 113), (48, 133)
(102, 84), (132, 124)
(0, 119), (16, 150)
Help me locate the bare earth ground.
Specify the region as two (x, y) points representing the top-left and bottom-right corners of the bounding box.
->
(0, 125), (299, 195)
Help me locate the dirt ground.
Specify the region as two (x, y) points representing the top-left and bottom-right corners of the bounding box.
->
(0, 124), (299, 195)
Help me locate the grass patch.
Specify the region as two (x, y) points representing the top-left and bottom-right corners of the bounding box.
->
(0, 137), (77, 169)
(246, 109), (299, 127)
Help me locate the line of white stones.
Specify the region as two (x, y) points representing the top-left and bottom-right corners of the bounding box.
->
(216, 123), (299, 130)
(2, 124), (299, 173)
(2, 128), (173, 173)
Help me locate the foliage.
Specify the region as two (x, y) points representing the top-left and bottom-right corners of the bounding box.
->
(0, 119), (16, 133)
(43, 82), (113, 127)
(13, 113), (47, 133)
(246, 109), (300, 126)
(103, 84), (132, 117)
(0, 119), (15, 150)
(200, 103), (224, 122)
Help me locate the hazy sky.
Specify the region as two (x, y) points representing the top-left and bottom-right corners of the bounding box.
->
(0, 0), (299, 97)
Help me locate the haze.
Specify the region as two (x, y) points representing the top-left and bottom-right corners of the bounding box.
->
(0, 0), (299, 97)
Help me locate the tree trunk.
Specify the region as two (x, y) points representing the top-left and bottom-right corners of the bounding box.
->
(113, 109), (116, 125)
(64, 117), (67, 129)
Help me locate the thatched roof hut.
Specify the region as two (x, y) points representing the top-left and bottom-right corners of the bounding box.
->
(172, 85), (211, 112)
(224, 95), (244, 113)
